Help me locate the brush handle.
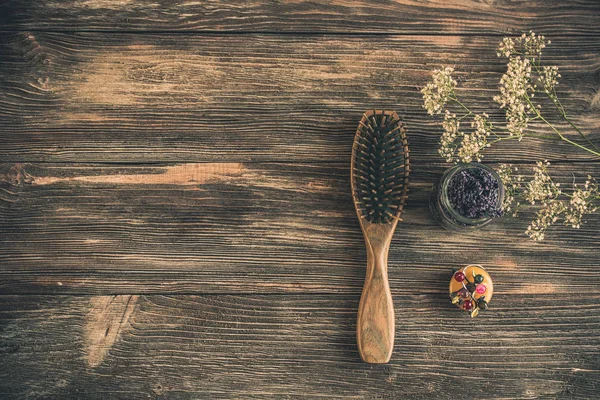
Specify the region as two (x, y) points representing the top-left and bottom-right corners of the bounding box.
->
(356, 242), (395, 364)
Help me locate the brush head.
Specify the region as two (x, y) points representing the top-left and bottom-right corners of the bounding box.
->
(351, 110), (410, 224)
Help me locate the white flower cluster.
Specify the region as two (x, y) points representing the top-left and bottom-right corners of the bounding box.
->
(497, 31), (549, 59)
(439, 111), (460, 162)
(493, 31), (559, 138)
(456, 113), (492, 163)
(498, 164), (523, 216)
(523, 161), (563, 241)
(539, 66), (561, 93)
(564, 177), (599, 229)
(437, 112), (492, 163)
(523, 165), (598, 240)
(526, 200), (565, 241)
(521, 31), (549, 58)
(421, 67), (457, 115)
(493, 57), (535, 137)
(523, 160), (561, 205)
(497, 37), (516, 58)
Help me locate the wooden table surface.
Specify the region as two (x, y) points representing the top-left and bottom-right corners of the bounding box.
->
(1, 1), (600, 398)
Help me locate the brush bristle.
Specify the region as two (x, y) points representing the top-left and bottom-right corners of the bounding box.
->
(352, 110), (409, 224)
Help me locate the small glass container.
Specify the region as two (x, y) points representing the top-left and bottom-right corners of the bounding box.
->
(429, 163), (504, 232)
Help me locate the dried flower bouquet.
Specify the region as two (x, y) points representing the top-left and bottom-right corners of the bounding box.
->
(422, 31), (599, 240)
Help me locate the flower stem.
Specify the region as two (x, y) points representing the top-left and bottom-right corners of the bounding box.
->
(548, 90), (600, 152)
(526, 97), (600, 158)
(561, 112), (600, 153)
(450, 95), (473, 115)
(532, 62), (600, 153)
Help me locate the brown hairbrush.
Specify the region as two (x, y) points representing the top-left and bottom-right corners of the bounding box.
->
(351, 110), (410, 363)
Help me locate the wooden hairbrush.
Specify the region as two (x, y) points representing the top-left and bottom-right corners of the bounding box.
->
(351, 110), (410, 364)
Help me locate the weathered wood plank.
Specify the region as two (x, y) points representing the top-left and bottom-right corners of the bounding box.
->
(1, 33), (599, 163)
(0, 0), (599, 35)
(2, 161), (599, 294)
(1, 2), (598, 399)
(1, 294), (599, 399)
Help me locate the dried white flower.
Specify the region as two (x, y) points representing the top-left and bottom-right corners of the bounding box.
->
(498, 164), (523, 216)
(493, 56), (535, 137)
(564, 177), (599, 229)
(472, 112), (492, 137)
(439, 111), (460, 162)
(497, 31), (548, 60)
(538, 66), (561, 92)
(421, 67), (457, 115)
(523, 168), (598, 239)
(456, 113), (492, 163)
(438, 112), (494, 163)
(523, 160), (561, 205)
(497, 37), (516, 58)
(526, 200), (565, 241)
(521, 31), (547, 58)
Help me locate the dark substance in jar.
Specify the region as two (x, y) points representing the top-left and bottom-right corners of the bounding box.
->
(447, 167), (503, 219)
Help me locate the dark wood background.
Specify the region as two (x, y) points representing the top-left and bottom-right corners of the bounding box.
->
(1, 1), (600, 398)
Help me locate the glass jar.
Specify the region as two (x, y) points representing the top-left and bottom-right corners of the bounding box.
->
(429, 163), (505, 232)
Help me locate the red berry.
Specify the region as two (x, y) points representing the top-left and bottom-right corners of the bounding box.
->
(454, 271), (466, 282)
(463, 300), (473, 311)
(476, 284), (486, 294)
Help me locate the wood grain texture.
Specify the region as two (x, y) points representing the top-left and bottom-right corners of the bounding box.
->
(355, 222), (396, 364)
(1, 1), (600, 397)
(2, 161), (599, 295)
(1, 0), (600, 35)
(1, 294), (599, 399)
(84, 295), (139, 367)
(1, 33), (599, 163)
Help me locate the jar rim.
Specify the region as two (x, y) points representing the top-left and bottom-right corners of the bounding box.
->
(439, 163), (505, 225)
